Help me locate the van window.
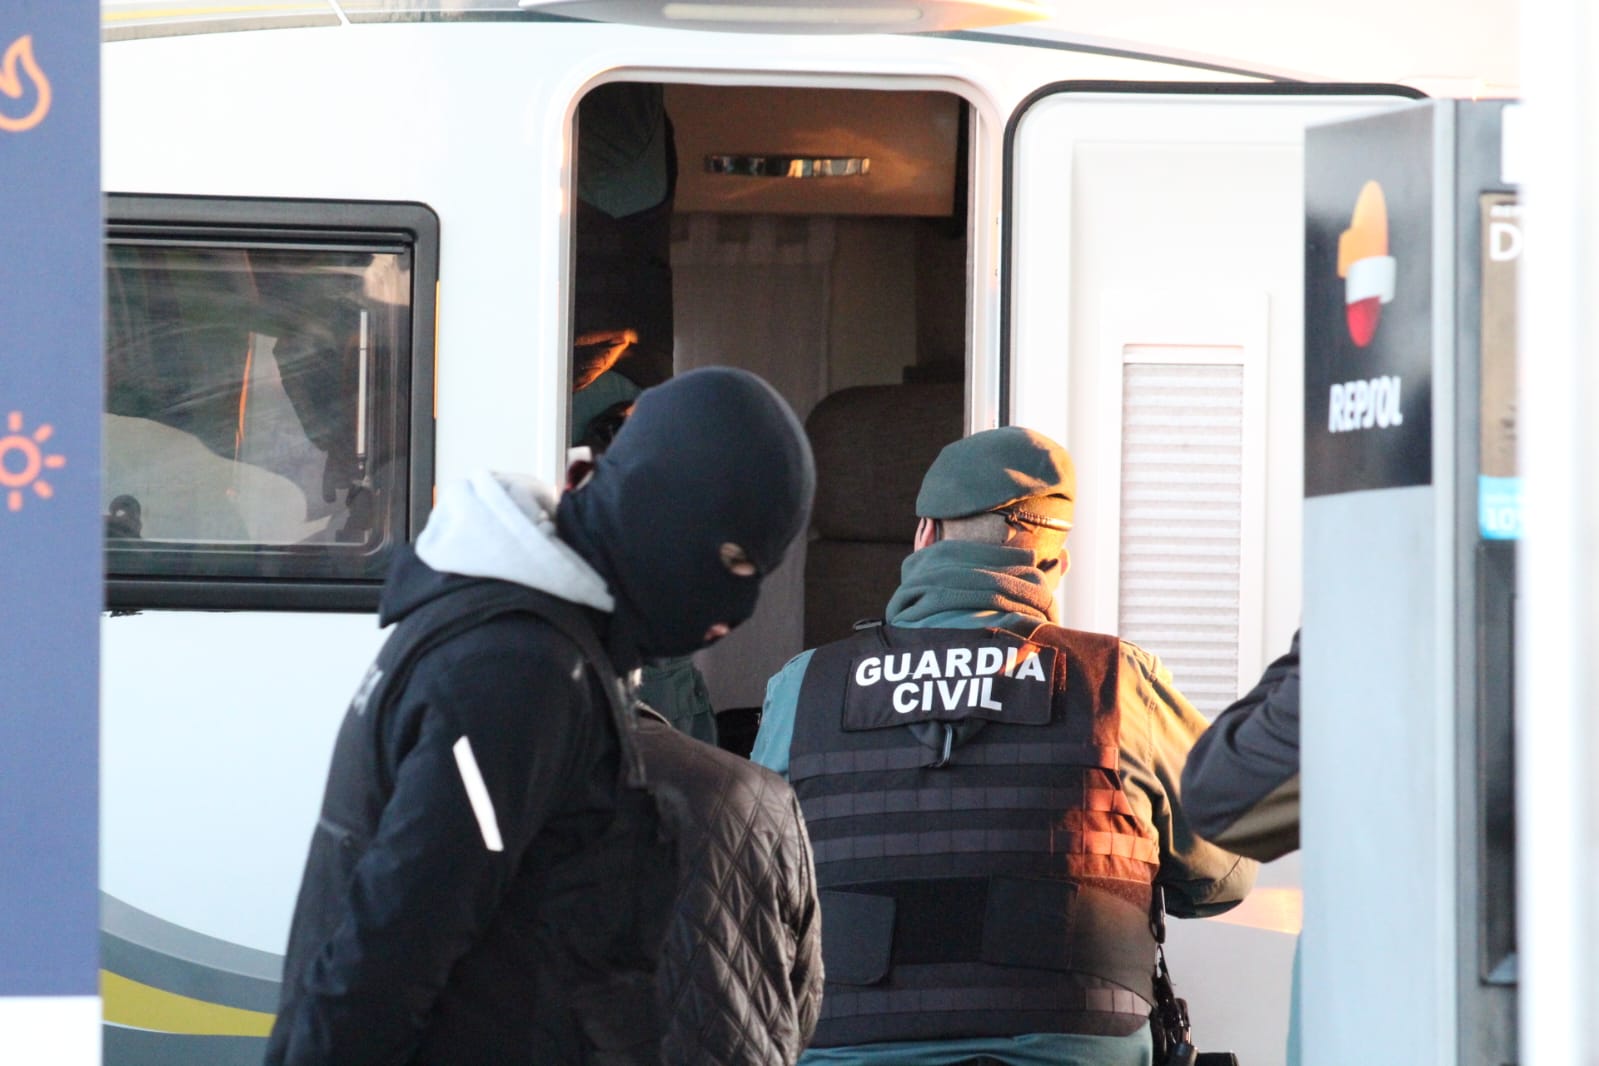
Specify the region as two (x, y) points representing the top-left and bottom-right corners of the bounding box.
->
(105, 197), (437, 610)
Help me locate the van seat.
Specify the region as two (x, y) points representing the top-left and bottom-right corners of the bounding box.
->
(803, 382), (963, 648)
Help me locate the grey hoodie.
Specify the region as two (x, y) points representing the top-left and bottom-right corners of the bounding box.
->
(417, 469), (612, 610)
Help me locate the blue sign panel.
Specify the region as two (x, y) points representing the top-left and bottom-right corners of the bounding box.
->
(1479, 475), (1523, 541)
(0, 3), (101, 997)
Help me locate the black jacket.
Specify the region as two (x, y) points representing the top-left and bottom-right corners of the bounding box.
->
(266, 546), (671, 1066)
(268, 537), (823, 1066)
(638, 716), (823, 1065)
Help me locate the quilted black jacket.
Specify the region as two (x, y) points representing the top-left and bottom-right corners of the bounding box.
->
(637, 715), (824, 1065)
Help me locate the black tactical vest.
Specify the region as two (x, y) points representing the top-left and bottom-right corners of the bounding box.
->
(790, 622), (1160, 1047)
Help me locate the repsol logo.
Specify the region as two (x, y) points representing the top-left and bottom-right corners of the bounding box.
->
(1328, 375), (1403, 433)
(853, 645), (1049, 715)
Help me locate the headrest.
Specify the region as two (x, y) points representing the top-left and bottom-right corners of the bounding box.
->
(805, 383), (963, 543)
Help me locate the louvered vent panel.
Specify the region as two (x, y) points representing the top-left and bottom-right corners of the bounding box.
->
(1118, 359), (1245, 716)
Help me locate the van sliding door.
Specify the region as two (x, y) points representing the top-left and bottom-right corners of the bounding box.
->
(1001, 83), (1418, 1066)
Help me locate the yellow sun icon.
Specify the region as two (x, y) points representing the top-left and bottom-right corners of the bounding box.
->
(0, 410), (66, 512)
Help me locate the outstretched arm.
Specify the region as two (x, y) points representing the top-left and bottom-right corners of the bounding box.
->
(1181, 631), (1301, 863)
(1123, 644), (1259, 918)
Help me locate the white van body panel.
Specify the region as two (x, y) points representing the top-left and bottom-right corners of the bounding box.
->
(99, 18), (1403, 1064)
(101, 612), (386, 953)
(102, 24), (1243, 479)
(1007, 90), (1418, 1063)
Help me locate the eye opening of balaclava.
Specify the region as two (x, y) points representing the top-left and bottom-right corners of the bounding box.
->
(557, 366), (816, 659)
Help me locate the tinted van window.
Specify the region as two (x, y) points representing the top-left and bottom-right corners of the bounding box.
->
(105, 198), (436, 609)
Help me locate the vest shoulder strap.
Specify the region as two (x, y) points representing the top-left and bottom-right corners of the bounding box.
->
(365, 581), (644, 785)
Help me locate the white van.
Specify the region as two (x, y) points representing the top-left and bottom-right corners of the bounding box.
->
(98, 5), (1417, 1063)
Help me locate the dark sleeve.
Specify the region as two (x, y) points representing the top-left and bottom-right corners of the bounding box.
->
(1180, 630), (1301, 862)
(275, 632), (592, 1066)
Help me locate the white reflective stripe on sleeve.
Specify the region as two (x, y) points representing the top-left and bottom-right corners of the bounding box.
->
(451, 736), (505, 852)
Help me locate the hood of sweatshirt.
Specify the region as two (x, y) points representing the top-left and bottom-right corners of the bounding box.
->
(379, 470), (613, 626)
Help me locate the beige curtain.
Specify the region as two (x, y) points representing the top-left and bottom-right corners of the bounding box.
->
(671, 213), (834, 710)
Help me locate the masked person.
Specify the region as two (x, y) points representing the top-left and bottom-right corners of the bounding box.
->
(750, 426), (1257, 1066)
(571, 383), (720, 745)
(561, 389), (825, 1065)
(266, 367), (817, 1066)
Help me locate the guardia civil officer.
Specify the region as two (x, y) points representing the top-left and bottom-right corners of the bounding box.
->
(266, 367), (817, 1066)
(751, 426), (1258, 1066)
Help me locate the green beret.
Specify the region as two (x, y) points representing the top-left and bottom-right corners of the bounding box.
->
(915, 426), (1075, 529)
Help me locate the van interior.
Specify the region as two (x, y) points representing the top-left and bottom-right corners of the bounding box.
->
(572, 81), (972, 751)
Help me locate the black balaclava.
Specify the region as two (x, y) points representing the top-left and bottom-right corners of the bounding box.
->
(557, 367), (815, 659)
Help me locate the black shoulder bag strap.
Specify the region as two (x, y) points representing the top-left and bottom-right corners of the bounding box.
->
(1150, 886), (1242, 1066)
(1149, 885), (1196, 1066)
(372, 581), (647, 789)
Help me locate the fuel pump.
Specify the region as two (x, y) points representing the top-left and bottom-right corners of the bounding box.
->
(1301, 99), (1519, 1066)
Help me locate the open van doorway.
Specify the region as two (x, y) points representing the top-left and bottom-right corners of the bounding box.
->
(571, 80), (972, 753)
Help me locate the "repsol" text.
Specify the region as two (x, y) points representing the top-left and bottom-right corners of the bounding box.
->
(1328, 375), (1404, 433)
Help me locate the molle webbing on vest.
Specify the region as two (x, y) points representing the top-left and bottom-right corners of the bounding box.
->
(788, 740), (1120, 780)
(789, 623), (1160, 1047)
(798, 764), (1160, 873)
(799, 783), (1137, 822)
(809, 825), (1160, 868)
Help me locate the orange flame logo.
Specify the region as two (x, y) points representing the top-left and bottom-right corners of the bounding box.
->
(0, 411), (66, 512)
(0, 35), (52, 134)
(1336, 181), (1396, 348)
